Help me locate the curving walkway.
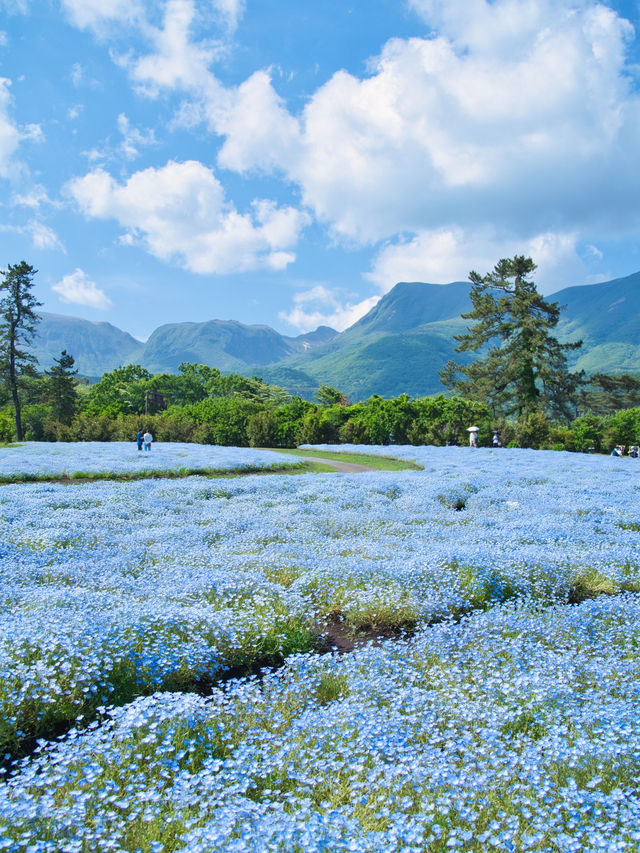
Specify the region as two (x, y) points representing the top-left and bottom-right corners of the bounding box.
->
(299, 456), (375, 473)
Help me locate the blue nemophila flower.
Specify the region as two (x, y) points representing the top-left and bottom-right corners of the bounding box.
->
(1, 596), (640, 850)
(0, 446), (639, 850)
(0, 442), (298, 480)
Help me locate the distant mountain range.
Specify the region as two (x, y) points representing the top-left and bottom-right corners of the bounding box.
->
(32, 271), (640, 401)
(31, 313), (144, 377)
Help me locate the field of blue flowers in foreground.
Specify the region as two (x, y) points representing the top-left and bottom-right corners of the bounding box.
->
(1, 444), (639, 851)
(0, 442), (301, 481)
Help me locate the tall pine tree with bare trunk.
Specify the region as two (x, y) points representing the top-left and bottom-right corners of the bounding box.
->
(440, 256), (582, 421)
(0, 262), (41, 441)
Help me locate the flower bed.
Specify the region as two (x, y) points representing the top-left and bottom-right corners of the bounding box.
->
(0, 446), (639, 850)
(1, 595), (639, 852)
(0, 442), (299, 481)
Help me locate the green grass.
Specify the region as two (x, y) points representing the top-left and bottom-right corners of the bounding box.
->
(0, 462), (308, 485)
(270, 448), (422, 471)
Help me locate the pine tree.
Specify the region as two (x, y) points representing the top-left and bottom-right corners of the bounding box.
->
(0, 262), (41, 440)
(46, 350), (78, 424)
(440, 256), (582, 420)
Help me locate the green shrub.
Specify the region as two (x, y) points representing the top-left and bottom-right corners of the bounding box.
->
(515, 411), (550, 449)
(247, 410), (279, 447)
(571, 413), (603, 453)
(548, 426), (576, 452)
(0, 408), (15, 442)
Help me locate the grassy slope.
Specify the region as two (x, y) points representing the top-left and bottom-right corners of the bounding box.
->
(275, 448), (422, 471)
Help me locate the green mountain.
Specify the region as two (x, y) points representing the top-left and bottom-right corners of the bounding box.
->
(349, 280), (471, 333)
(30, 272), (640, 399)
(140, 320), (338, 374)
(264, 274), (640, 399)
(260, 282), (474, 399)
(553, 271), (640, 374)
(33, 313), (143, 378)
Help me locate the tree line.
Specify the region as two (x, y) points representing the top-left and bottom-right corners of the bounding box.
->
(2, 258), (640, 452)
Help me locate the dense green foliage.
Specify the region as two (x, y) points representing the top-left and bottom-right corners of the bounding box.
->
(2, 355), (640, 453)
(44, 350), (78, 424)
(578, 372), (640, 416)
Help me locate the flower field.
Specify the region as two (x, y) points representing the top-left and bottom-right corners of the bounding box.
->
(1, 445), (639, 851)
(0, 442), (300, 481)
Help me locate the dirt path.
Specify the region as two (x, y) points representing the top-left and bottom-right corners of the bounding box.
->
(300, 456), (375, 473)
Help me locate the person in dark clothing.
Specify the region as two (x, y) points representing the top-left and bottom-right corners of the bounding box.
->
(136, 430), (143, 451)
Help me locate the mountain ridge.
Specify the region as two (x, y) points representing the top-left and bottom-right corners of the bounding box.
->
(32, 271), (640, 399)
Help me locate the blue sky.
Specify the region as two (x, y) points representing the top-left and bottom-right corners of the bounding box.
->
(1, 0), (640, 341)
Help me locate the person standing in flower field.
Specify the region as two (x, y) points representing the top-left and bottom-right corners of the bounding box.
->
(136, 430), (143, 451)
(143, 430), (153, 451)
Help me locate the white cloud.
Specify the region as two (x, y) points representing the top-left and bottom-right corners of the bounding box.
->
(217, 71), (301, 173)
(210, 0), (245, 33)
(61, 0), (239, 135)
(70, 63), (84, 87)
(0, 220), (65, 252)
(117, 113), (156, 159)
(0, 78), (22, 178)
(0, 1), (29, 13)
(67, 159), (309, 274)
(27, 221), (66, 251)
(62, 0), (244, 40)
(213, 0), (640, 249)
(52, 268), (111, 309)
(0, 76), (43, 181)
(11, 185), (52, 209)
(279, 285), (380, 333)
(368, 227), (583, 294)
(60, 0), (144, 32)
(121, 0), (228, 105)
(58, 1), (243, 143)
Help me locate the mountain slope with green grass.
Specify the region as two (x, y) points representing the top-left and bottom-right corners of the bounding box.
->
(553, 271), (640, 374)
(263, 275), (640, 399)
(31, 273), (640, 397)
(140, 320), (338, 374)
(33, 313), (143, 378)
(259, 283), (474, 399)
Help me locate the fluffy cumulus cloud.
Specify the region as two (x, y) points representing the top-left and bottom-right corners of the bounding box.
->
(52, 268), (112, 309)
(214, 0), (640, 268)
(279, 285), (380, 332)
(61, 0), (244, 112)
(217, 71), (301, 174)
(368, 228), (583, 293)
(124, 0), (227, 100)
(67, 159), (309, 274)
